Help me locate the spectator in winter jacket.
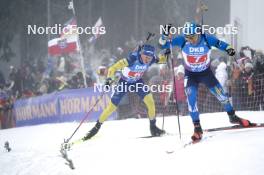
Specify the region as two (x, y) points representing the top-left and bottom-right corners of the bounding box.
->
(254, 50), (264, 75)
(242, 62), (254, 96)
(215, 59), (228, 93)
(174, 65), (187, 115)
(239, 46), (255, 61)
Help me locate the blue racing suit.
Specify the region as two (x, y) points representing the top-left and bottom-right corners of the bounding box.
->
(97, 48), (168, 123)
(161, 34), (233, 123)
(111, 51), (157, 105)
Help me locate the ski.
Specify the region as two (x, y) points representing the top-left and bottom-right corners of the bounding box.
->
(59, 134), (101, 169)
(166, 123), (264, 154)
(183, 135), (214, 148)
(204, 123), (264, 132)
(166, 135), (214, 154)
(137, 132), (174, 139)
(137, 135), (157, 138)
(61, 133), (100, 152)
(61, 138), (85, 151)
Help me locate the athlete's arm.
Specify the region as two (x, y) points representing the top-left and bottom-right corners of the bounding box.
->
(205, 34), (235, 56)
(205, 34), (230, 51)
(159, 35), (186, 49)
(107, 52), (137, 78)
(107, 59), (128, 78)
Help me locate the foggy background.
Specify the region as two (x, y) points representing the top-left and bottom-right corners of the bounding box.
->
(231, 0), (264, 51)
(0, 0), (231, 78)
(1, 0), (264, 130)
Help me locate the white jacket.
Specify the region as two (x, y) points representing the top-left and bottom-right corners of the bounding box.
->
(215, 62), (228, 92)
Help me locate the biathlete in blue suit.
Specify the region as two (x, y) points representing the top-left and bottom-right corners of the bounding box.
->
(159, 22), (252, 141)
(83, 44), (168, 140)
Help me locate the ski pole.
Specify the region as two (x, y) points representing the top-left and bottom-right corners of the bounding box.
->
(161, 95), (167, 131)
(169, 40), (182, 140)
(171, 59), (182, 139)
(146, 32), (155, 42)
(138, 32), (155, 50)
(64, 91), (106, 143)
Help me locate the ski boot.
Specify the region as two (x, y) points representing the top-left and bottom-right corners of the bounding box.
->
(150, 119), (165, 136)
(83, 120), (102, 141)
(191, 121), (203, 141)
(227, 110), (251, 127)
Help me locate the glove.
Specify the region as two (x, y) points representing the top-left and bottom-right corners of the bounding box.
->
(104, 78), (113, 90)
(159, 24), (172, 46)
(160, 49), (171, 56)
(226, 47), (236, 56)
(164, 48), (171, 56)
(163, 24), (172, 37)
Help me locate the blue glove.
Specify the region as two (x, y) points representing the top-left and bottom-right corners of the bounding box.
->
(159, 24), (172, 46)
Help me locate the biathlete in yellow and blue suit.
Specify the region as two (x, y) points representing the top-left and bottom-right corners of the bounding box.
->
(84, 44), (168, 140)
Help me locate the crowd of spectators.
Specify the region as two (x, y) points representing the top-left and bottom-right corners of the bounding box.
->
(1, 58), (96, 100)
(197, 46), (264, 113)
(1, 43), (264, 128)
(0, 45), (128, 128)
(230, 46), (264, 111)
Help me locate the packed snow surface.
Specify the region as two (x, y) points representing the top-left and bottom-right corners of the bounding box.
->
(1, 111), (264, 175)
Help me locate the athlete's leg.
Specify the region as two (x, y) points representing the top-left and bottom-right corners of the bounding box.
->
(201, 70), (251, 126)
(208, 83), (233, 112)
(143, 93), (155, 120)
(185, 79), (200, 123)
(199, 69), (233, 112)
(135, 79), (165, 136)
(185, 75), (203, 141)
(84, 79), (127, 140)
(99, 79), (128, 122)
(98, 102), (117, 123)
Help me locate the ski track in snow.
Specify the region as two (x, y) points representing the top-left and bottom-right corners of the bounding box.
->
(0, 111), (264, 175)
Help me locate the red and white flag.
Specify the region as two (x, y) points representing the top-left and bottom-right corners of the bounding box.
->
(48, 35), (78, 56)
(48, 17), (79, 56)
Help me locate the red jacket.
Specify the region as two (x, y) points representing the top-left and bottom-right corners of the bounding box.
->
(174, 77), (186, 102)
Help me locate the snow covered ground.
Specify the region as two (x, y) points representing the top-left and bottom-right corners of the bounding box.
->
(0, 111), (264, 175)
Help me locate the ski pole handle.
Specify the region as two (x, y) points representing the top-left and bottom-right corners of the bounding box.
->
(146, 32), (155, 42)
